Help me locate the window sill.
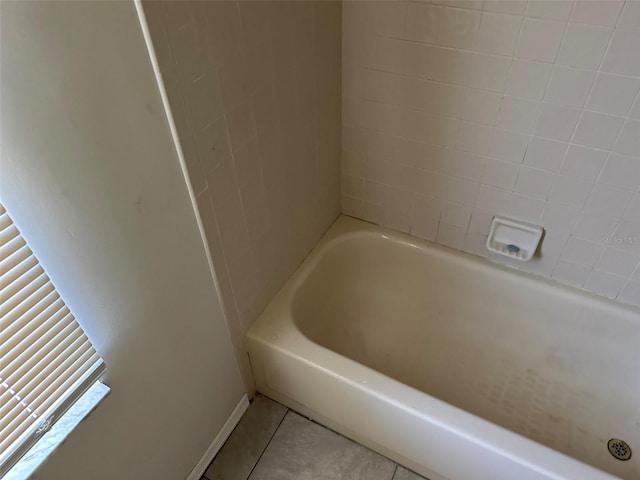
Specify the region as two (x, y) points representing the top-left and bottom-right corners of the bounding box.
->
(4, 382), (110, 480)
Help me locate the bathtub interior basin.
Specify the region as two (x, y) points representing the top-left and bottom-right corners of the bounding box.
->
(247, 216), (640, 480)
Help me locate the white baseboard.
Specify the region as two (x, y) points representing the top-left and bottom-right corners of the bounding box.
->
(186, 394), (250, 480)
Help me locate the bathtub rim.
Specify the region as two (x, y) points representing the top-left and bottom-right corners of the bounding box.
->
(247, 215), (633, 480)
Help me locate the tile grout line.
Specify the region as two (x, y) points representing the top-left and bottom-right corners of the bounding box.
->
(390, 463), (399, 480)
(242, 407), (290, 480)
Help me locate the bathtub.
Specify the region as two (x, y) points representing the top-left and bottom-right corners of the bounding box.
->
(246, 216), (639, 480)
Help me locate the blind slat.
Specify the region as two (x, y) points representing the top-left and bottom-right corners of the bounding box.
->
(0, 205), (106, 472)
(1, 305), (70, 382)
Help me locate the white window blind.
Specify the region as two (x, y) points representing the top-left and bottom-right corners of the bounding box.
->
(0, 204), (106, 475)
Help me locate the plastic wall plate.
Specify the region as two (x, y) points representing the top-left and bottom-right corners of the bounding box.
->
(486, 216), (543, 262)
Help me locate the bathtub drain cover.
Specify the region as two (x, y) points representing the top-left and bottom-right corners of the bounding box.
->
(608, 438), (631, 461)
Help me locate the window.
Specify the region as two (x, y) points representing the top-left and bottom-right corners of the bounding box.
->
(0, 203), (106, 475)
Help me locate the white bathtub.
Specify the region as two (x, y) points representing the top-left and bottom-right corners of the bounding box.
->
(247, 216), (639, 480)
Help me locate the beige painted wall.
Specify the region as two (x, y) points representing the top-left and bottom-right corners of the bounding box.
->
(342, 0), (640, 306)
(0, 1), (245, 479)
(143, 1), (342, 387)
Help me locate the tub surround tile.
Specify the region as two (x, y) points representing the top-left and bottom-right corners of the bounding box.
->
(248, 411), (397, 480)
(144, 1), (342, 390)
(342, 1), (640, 307)
(204, 395), (287, 480)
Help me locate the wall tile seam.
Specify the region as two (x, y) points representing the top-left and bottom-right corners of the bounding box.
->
(346, 77), (640, 122)
(340, 130), (640, 194)
(386, 0), (631, 24)
(360, 1), (630, 34)
(547, 6), (635, 284)
(344, 175), (634, 234)
(344, 63), (640, 105)
(342, 161), (637, 254)
(343, 94), (640, 140)
(196, 187), (245, 318)
(352, 26), (635, 69)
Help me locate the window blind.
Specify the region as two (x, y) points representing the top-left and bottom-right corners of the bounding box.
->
(0, 204), (106, 475)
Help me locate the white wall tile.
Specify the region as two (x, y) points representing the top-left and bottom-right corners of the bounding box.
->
(411, 211), (439, 241)
(516, 18), (566, 62)
(360, 68), (400, 104)
(585, 183), (633, 216)
(484, 0), (528, 16)
(506, 60), (553, 99)
(611, 220), (640, 254)
(552, 260), (592, 288)
(482, 158), (520, 189)
(437, 6), (482, 49)
(526, 0), (574, 21)
(598, 153), (640, 190)
(364, 1), (408, 38)
(456, 121), (494, 154)
(534, 103), (581, 141)
(343, 0), (640, 304)
(630, 96), (640, 120)
(460, 89), (503, 125)
(477, 184), (511, 212)
(475, 12), (523, 56)
(464, 230), (490, 257)
(441, 202), (473, 227)
(618, 280), (640, 307)
(560, 145), (608, 181)
(584, 270), (627, 298)
(405, 3), (440, 44)
(490, 128), (529, 162)
(596, 247), (640, 277)
(573, 213), (618, 242)
(508, 193), (545, 222)
(586, 73), (640, 116)
(570, 0), (624, 27)
(469, 53), (513, 92)
(524, 137), (568, 171)
(623, 193), (640, 223)
(497, 96), (540, 133)
(544, 66), (596, 107)
(561, 236), (603, 266)
(601, 29), (640, 77)
(505, 59), (553, 100)
(469, 208), (494, 234)
(613, 120), (640, 158)
(617, 0), (640, 29)
(445, 177), (479, 207)
(152, 0), (342, 386)
(450, 150), (486, 181)
(573, 111), (624, 150)
(556, 24), (611, 69)
(514, 166), (556, 199)
(540, 202), (582, 231)
(548, 175), (594, 206)
(437, 222), (466, 249)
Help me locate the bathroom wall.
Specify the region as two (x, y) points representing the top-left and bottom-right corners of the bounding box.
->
(342, 0), (640, 306)
(0, 1), (245, 479)
(143, 1), (342, 386)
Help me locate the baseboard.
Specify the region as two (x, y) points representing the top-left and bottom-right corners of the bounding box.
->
(185, 394), (249, 480)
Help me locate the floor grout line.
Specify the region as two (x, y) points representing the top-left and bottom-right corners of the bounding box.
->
(390, 463), (399, 480)
(242, 407), (290, 480)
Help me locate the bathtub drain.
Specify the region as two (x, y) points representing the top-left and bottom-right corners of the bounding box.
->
(608, 438), (631, 460)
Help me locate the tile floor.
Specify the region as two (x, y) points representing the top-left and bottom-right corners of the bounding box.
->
(202, 395), (428, 480)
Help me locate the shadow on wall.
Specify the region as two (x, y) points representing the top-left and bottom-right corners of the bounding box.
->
(142, 0), (343, 387)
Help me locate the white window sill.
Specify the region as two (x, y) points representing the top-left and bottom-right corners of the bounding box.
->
(4, 382), (110, 480)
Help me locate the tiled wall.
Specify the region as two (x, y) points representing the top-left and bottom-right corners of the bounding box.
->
(144, 1), (341, 387)
(342, 0), (640, 306)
